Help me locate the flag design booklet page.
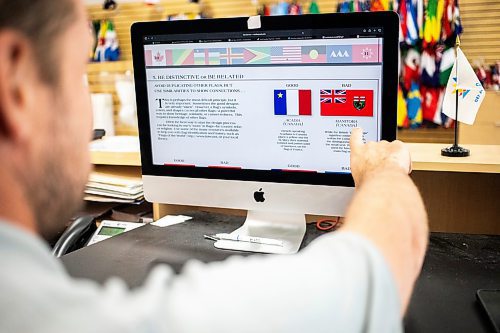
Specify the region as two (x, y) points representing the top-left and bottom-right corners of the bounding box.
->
(145, 38), (383, 174)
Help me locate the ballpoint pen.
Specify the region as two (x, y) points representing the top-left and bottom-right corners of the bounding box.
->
(204, 233), (284, 247)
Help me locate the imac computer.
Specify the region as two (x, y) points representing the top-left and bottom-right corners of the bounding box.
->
(131, 12), (398, 254)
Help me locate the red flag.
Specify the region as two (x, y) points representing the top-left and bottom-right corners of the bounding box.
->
(320, 89), (374, 116)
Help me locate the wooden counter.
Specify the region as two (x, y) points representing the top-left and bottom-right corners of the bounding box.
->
(90, 143), (500, 234)
(90, 143), (500, 173)
(91, 150), (141, 167)
(408, 143), (500, 173)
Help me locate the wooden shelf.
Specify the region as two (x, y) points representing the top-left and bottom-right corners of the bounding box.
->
(90, 143), (500, 173)
(87, 60), (133, 73)
(91, 151), (141, 166)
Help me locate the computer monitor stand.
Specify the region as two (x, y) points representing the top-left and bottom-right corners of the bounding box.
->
(214, 210), (306, 254)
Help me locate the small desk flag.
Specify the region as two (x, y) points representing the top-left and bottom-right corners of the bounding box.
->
(442, 47), (485, 125)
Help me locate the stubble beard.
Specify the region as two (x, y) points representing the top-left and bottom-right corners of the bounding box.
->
(30, 147), (87, 242)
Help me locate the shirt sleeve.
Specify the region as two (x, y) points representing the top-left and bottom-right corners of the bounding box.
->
(43, 231), (402, 333)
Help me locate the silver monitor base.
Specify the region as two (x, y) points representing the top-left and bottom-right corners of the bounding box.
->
(214, 210), (306, 254)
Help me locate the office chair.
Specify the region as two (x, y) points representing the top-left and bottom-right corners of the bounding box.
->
(52, 216), (97, 257)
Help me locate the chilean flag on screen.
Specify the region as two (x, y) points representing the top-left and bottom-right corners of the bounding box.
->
(274, 90), (312, 116)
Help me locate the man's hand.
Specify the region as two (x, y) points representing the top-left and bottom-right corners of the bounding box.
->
(343, 127), (428, 314)
(349, 127), (411, 186)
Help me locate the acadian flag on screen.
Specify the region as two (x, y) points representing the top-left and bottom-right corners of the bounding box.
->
(274, 90), (312, 116)
(320, 89), (374, 116)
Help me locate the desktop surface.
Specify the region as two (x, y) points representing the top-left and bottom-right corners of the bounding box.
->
(61, 211), (500, 333)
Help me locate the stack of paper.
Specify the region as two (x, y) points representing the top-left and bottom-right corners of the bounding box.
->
(85, 171), (144, 203)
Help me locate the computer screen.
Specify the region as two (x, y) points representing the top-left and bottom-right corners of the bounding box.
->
(132, 13), (398, 254)
(144, 28), (383, 176)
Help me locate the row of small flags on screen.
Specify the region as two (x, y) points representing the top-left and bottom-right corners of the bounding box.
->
(274, 89), (374, 117)
(145, 44), (381, 66)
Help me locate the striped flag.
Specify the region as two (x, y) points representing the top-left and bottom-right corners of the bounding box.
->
(145, 50), (152, 66)
(220, 48), (244, 65)
(274, 90), (312, 116)
(172, 49), (194, 65)
(271, 46), (302, 64)
(243, 48), (270, 64)
(194, 49), (206, 65)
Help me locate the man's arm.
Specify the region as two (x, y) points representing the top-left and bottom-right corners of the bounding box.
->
(342, 128), (429, 312)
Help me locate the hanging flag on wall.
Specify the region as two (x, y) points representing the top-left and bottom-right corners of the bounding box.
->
(407, 82), (422, 128)
(397, 86), (409, 128)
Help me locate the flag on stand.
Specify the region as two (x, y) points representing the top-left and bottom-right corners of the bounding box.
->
(442, 47), (485, 125)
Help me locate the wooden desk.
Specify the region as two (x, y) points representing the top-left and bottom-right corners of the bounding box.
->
(91, 143), (500, 234)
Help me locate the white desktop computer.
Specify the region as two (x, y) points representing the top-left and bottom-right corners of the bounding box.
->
(131, 12), (398, 254)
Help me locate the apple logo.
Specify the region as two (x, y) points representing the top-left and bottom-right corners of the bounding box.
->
(254, 188), (265, 202)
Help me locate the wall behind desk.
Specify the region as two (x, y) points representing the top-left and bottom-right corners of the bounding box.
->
(411, 171), (500, 235)
(85, 0), (499, 137)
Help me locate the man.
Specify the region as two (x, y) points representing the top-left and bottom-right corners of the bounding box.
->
(0, 0), (428, 332)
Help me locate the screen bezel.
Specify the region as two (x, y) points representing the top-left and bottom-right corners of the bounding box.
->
(131, 12), (399, 187)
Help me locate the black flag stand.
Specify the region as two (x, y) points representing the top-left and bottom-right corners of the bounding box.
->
(442, 36), (470, 157)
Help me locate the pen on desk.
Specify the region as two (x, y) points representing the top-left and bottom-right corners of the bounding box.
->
(213, 233), (284, 247)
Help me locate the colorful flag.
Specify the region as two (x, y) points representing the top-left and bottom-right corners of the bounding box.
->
(397, 86), (409, 128)
(220, 48), (244, 65)
(243, 48), (270, 64)
(210, 48), (227, 65)
(302, 46), (327, 63)
(271, 46), (302, 64)
(417, 0), (424, 39)
(274, 90), (312, 116)
(452, 0), (463, 35)
(326, 45), (352, 64)
(165, 50), (173, 66)
(145, 50), (152, 66)
(439, 47), (455, 86)
(402, 48), (420, 91)
(194, 49), (206, 65)
(172, 49), (194, 65)
(407, 82), (422, 128)
(405, 0), (419, 45)
(420, 50), (439, 87)
(309, 0), (320, 13)
(352, 44), (378, 63)
(442, 47), (485, 125)
(208, 50), (221, 65)
(152, 50), (167, 66)
(320, 89), (374, 117)
(421, 86), (442, 124)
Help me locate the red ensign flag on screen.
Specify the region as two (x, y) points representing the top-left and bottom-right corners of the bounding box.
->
(320, 90), (374, 116)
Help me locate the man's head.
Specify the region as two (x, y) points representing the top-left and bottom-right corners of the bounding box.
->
(0, 0), (93, 240)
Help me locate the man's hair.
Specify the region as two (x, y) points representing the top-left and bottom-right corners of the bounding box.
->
(0, 0), (77, 85)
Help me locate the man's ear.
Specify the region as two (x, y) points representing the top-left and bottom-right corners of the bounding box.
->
(0, 30), (37, 143)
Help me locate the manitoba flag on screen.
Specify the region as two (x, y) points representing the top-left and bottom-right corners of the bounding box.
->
(274, 90), (312, 116)
(320, 89), (374, 116)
